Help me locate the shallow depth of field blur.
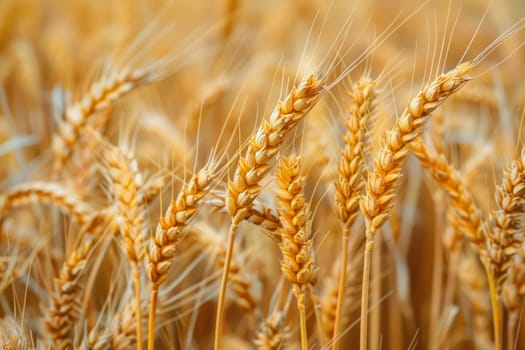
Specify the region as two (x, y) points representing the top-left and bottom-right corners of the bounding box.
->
(1, 0), (525, 349)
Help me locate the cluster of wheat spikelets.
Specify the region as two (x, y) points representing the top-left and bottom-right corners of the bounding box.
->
(1, 0), (525, 349)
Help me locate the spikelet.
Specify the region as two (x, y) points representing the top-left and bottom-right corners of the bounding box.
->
(208, 190), (280, 232)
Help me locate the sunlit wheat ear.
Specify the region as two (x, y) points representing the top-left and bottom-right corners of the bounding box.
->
(0, 182), (93, 227)
(481, 147), (525, 292)
(458, 255), (494, 350)
(51, 68), (151, 170)
(225, 75), (325, 222)
(214, 74), (325, 350)
(275, 155), (317, 350)
(254, 310), (289, 350)
(0, 317), (34, 350)
(358, 62), (473, 350)
(44, 214), (106, 350)
(90, 130), (147, 350)
(411, 141), (485, 249)
(146, 165), (214, 350)
(332, 76), (376, 349)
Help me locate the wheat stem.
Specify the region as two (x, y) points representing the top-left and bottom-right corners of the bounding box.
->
(132, 266), (143, 350)
(360, 239), (374, 350)
(296, 289), (308, 350)
(332, 227), (350, 350)
(486, 268), (502, 350)
(147, 287), (158, 350)
(214, 219), (240, 350)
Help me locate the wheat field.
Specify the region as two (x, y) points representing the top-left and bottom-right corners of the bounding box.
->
(1, 0), (525, 349)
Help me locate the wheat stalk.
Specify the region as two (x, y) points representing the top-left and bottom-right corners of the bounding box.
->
(275, 155), (317, 350)
(146, 166), (214, 350)
(359, 62), (473, 350)
(96, 134), (148, 350)
(44, 214), (105, 349)
(332, 77), (375, 349)
(214, 75), (324, 350)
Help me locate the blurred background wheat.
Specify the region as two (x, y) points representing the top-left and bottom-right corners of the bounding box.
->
(1, 0), (525, 349)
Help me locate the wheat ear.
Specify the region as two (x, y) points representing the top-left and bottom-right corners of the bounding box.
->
(481, 147), (525, 291)
(52, 68), (150, 170)
(44, 214), (105, 349)
(332, 77), (375, 350)
(214, 75), (324, 350)
(146, 167), (213, 350)
(359, 62), (473, 350)
(99, 138), (147, 350)
(254, 311), (288, 350)
(275, 155), (317, 350)
(411, 140), (506, 348)
(0, 181), (93, 227)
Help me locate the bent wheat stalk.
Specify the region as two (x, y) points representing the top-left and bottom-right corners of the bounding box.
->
(275, 155), (317, 350)
(214, 75), (324, 350)
(332, 77), (375, 350)
(146, 166), (214, 350)
(359, 62), (473, 350)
